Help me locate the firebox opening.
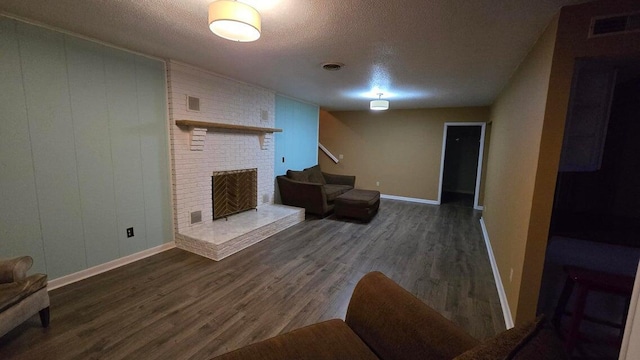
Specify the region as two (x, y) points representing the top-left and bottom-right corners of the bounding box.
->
(212, 168), (258, 220)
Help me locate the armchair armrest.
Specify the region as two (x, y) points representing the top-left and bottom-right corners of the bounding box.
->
(277, 176), (331, 216)
(322, 172), (355, 187)
(345, 272), (480, 360)
(0, 256), (33, 284)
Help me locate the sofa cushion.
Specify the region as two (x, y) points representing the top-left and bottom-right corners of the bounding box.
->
(453, 316), (567, 360)
(324, 184), (353, 202)
(211, 319), (379, 360)
(336, 189), (380, 206)
(346, 272), (479, 360)
(287, 170), (310, 183)
(304, 165), (327, 185)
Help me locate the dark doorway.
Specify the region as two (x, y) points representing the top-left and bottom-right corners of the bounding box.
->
(441, 125), (482, 207)
(551, 60), (640, 246)
(538, 57), (640, 360)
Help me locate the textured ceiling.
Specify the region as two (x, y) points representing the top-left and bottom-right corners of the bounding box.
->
(0, 0), (588, 110)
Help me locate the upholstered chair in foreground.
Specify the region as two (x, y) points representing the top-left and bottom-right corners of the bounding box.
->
(0, 256), (50, 337)
(212, 272), (567, 360)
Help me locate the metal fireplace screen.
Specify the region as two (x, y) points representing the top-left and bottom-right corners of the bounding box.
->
(212, 168), (257, 220)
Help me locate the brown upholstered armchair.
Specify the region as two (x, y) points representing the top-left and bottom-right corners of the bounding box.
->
(0, 256), (50, 337)
(212, 272), (567, 360)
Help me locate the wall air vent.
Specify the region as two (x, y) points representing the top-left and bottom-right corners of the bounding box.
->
(190, 210), (202, 224)
(590, 12), (640, 37)
(187, 95), (200, 112)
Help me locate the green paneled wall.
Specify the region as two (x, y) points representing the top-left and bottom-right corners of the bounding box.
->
(0, 19), (46, 271)
(18, 20), (87, 278)
(136, 57), (173, 250)
(0, 18), (172, 279)
(65, 37), (119, 267)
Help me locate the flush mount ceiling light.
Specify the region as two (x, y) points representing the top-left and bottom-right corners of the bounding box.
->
(370, 93), (389, 111)
(208, 0), (261, 42)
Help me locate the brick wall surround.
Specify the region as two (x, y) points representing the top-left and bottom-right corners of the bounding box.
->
(167, 61), (276, 234)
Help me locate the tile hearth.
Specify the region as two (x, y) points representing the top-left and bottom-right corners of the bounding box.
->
(175, 204), (305, 261)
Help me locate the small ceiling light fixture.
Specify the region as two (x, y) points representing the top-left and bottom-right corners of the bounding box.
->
(208, 0), (261, 42)
(370, 93), (389, 111)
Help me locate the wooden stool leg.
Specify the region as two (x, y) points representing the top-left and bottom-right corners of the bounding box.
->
(553, 276), (575, 329)
(565, 284), (588, 355)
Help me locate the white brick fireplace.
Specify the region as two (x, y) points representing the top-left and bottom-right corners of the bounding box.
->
(167, 61), (303, 260)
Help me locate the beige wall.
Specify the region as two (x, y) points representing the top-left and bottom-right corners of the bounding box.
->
(482, 16), (558, 325)
(319, 107), (490, 202)
(485, 0), (640, 325)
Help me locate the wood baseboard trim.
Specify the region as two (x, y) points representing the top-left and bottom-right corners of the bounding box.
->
(48, 242), (176, 291)
(480, 217), (514, 329)
(381, 194), (439, 205)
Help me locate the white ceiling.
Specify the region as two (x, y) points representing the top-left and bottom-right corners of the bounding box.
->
(0, 0), (588, 110)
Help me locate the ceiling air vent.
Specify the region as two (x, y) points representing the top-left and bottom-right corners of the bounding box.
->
(590, 12), (640, 37)
(322, 62), (344, 71)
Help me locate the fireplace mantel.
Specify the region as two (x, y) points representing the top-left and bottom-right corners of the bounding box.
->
(175, 120), (282, 133)
(176, 120), (281, 151)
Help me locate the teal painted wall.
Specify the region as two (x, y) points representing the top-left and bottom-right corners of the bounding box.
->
(274, 95), (319, 176)
(0, 18), (172, 279)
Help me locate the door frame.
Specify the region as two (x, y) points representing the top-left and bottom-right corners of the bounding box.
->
(437, 122), (487, 210)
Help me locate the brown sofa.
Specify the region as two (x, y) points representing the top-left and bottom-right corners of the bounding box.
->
(212, 272), (567, 360)
(277, 165), (355, 216)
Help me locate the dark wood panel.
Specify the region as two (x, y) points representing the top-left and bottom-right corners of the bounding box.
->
(0, 200), (505, 359)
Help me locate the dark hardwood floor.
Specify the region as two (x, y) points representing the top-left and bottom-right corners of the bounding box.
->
(441, 191), (475, 208)
(0, 199), (505, 359)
